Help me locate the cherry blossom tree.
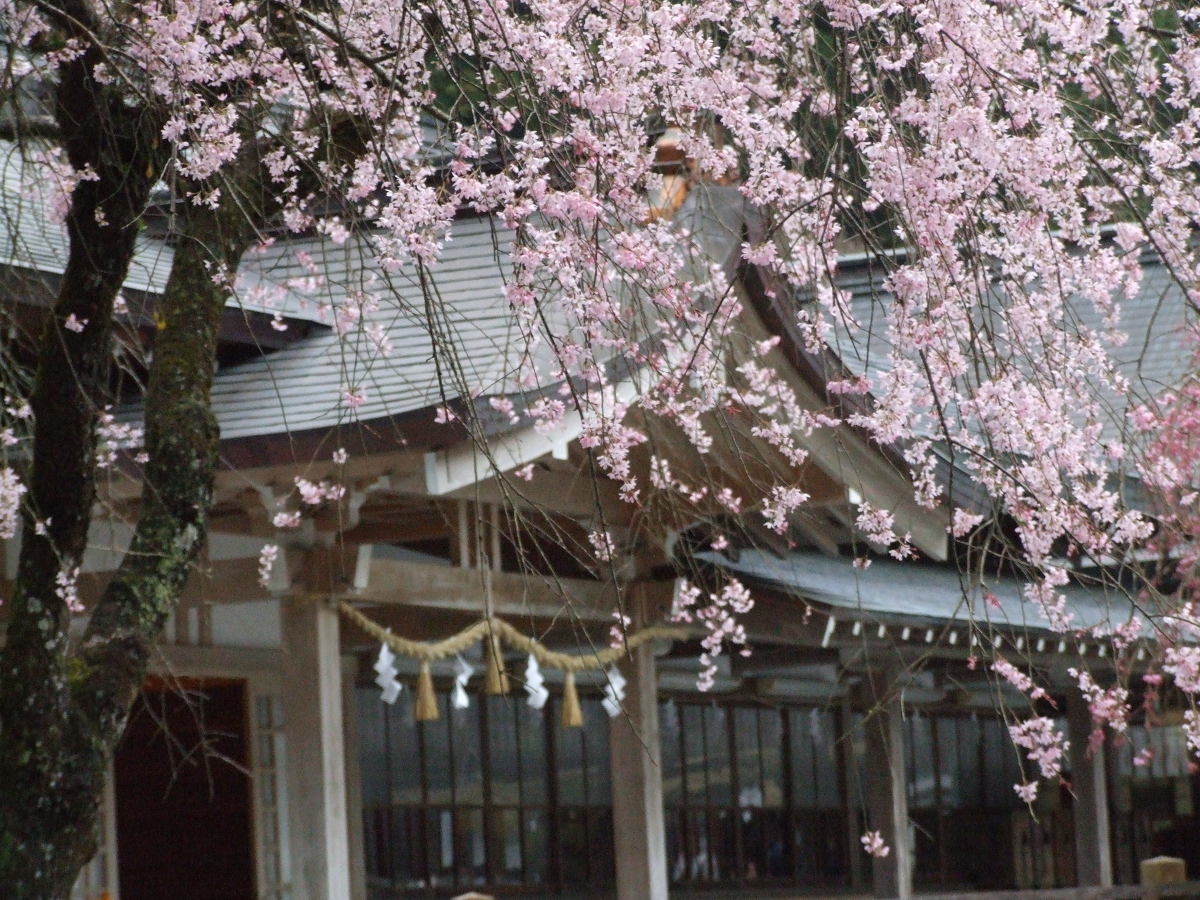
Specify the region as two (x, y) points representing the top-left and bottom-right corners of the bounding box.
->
(1, 0), (1200, 892)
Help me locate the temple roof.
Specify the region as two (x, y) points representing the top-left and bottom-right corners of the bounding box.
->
(694, 547), (1143, 637)
(826, 246), (1195, 444)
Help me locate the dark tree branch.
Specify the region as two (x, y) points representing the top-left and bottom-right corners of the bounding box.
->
(0, 20), (167, 896)
(0, 116), (60, 142)
(76, 159), (261, 726)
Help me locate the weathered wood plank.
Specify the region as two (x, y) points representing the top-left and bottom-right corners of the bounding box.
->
(335, 555), (624, 621)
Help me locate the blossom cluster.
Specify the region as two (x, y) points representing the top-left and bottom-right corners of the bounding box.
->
(669, 579), (754, 690)
(9, 0), (1200, 782)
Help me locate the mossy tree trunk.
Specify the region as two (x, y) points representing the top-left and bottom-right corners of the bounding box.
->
(0, 8), (259, 890)
(0, 12), (161, 893)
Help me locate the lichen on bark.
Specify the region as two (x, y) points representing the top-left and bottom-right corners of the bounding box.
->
(0, 41), (259, 888)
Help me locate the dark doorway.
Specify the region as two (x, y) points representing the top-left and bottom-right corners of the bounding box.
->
(114, 679), (256, 900)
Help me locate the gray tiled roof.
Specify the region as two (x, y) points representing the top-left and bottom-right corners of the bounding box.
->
(0, 139), (530, 437)
(0, 140), (329, 322)
(205, 216), (520, 438)
(694, 547), (1141, 636)
(203, 186), (750, 439)
(0, 133), (753, 442)
(826, 248), (1195, 443)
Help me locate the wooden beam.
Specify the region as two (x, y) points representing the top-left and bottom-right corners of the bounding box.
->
(153, 643), (284, 677)
(421, 380), (641, 496)
(179, 556), (273, 605)
(610, 587), (668, 900)
(1068, 689), (1114, 888)
(862, 669), (913, 899)
(733, 286), (950, 561)
(433, 466), (631, 526)
(336, 517), (447, 544)
(331, 555), (620, 621)
(791, 514), (841, 556)
(103, 448), (427, 504)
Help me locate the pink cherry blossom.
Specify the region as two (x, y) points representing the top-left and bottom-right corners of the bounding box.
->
(861, 831), (889, 858)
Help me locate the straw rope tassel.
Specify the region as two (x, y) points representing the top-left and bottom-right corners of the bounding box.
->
(561, 671), (583, 728)
(484, 630), (510, 695)
(415, 660), (439, 721)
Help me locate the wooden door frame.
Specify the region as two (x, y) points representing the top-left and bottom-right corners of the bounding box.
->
(147, 645), (285, 900)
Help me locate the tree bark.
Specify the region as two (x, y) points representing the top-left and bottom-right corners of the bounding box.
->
(0, 29), (258, 886)
(0, 188), (256, 896)
(0, 20), (164, 895)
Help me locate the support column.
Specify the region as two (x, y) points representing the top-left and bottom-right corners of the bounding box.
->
(862, 675), (912, 900)
(840, 697), (867, 891)
(1067, 690), (1113, 888)
(609, 598), (669, 900)
(341, 656), (368, 900)
(282, 597), (353, 900)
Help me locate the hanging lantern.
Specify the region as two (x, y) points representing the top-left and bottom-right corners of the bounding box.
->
(484, 631), (510, 695)
(561, 670), (583, 728)
(415, 660), (439, 721)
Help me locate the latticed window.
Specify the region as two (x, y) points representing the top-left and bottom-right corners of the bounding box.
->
(252, 693), (290, 900)
(660, 701), (849, 889)
(902, 713), (1026, 890)
(1110, 722), (1200, 883)
(357, 685), (614, 896)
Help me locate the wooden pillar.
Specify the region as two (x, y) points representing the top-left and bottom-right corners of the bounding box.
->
(282, 597), (353, 900)
(862, 675), (912, 899)
(1067, 690), (1113, 888)
(608, 594), (669, 900)
(840, 697), (867, 891)
(341, 656), (368, 900)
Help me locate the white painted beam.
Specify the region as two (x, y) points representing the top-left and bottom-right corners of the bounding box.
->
(346, 556), (618, 622)
(423, 382), (639, 495)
